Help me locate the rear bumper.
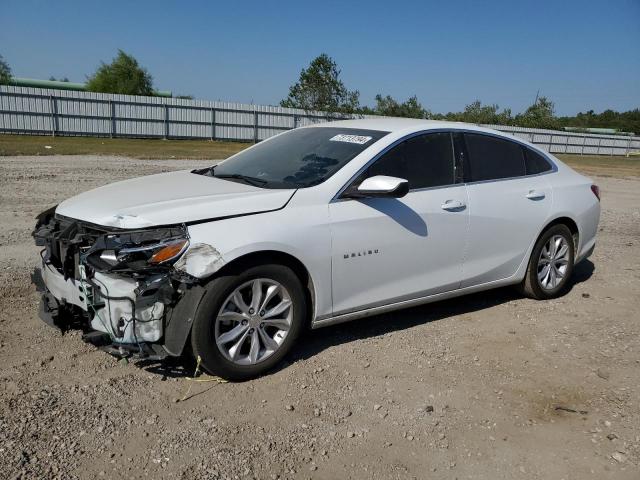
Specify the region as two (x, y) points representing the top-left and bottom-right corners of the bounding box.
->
(576, 239), (596, 264)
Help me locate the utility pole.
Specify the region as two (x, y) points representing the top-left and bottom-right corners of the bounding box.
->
(534, 89), (540, 105)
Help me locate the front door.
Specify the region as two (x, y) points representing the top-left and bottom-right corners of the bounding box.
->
(329, 132), (469, 316)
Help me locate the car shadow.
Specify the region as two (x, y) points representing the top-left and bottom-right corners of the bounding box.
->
(567, 258), (595, 291)
(135, 356), (195, 379)
(283, 259), (595, 371)
(135, 259), (595, 380)
(360, 198), (428, 237)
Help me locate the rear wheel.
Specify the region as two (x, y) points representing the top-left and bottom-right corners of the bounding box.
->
(520, 224), (575, 300)
(191, 263), (306, 381)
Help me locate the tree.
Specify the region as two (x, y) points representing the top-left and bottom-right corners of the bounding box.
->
(373, 94), (429, 119)
(557, 108), (640, 135)
(433, 100), (512, 125)
(515, 96), (559, 129)
(459, 100), (512, 125)
(86, 50), (154, 95)
(281, 54), (360, 114)
(0, 54), (12, 85)
(48, 76), (70, 82)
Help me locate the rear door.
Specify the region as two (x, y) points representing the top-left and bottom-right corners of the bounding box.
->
(458, 132), (553, 287)
(329, 132), (469, 315)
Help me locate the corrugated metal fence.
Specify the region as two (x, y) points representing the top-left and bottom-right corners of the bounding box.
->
(1, 85), (639, 156)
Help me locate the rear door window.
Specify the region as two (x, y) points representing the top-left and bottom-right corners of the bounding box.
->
(464, 133), (526, 182)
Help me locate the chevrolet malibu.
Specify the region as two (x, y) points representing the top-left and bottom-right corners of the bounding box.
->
(33, 119), (601, 380)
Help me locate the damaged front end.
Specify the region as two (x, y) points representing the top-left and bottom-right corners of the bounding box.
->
(32, 206), (209, 360)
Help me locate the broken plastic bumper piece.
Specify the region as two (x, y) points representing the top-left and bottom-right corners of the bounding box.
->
(31, 211), (208, 359)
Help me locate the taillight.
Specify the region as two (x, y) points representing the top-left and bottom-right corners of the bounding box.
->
(591, 184), (600, 201)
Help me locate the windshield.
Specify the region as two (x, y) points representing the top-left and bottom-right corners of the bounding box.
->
(206, 127), (388, 189)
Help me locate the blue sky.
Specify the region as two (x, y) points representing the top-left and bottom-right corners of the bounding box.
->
(1, 0), (638, 115)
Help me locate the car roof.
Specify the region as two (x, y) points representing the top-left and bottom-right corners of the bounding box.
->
(310, 117), (508, 137)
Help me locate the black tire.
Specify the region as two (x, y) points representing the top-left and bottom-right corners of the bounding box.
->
(191, 263), (307, 381)
(519, 224), (575, 300)
(520, 224), (575, 300)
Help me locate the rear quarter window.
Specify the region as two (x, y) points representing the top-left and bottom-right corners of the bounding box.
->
(524, 148), (553, 175)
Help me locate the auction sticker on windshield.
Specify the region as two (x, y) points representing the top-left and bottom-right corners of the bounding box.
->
(329, 134), (373, 145)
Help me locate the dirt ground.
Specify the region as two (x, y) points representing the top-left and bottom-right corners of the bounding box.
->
(0, 155), (638, 480)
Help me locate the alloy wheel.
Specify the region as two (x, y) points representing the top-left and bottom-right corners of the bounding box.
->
(214, 278), (293, 365)
(537, 234), (570, 290)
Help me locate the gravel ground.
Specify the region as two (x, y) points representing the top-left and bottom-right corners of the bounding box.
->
(0, 155), (638, 480)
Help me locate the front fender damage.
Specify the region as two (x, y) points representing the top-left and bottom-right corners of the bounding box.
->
(174, 243), (225, 279)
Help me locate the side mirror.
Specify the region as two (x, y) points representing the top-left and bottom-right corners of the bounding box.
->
(356, 175), (409, 198)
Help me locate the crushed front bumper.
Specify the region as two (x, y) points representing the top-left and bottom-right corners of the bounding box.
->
(36, 260), (164, 337)
(34, 261), (172, 359)
(32, 211), (206, 360)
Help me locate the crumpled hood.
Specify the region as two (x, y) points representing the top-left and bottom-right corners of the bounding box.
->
(56, 169), (296, 228)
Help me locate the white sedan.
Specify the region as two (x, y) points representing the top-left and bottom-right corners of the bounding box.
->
(33, 119), (601, 379)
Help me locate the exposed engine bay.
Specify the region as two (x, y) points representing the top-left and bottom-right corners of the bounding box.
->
(32, 206), (209, 360)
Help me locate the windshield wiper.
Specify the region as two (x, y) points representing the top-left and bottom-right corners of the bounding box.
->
(214, 173), (268, 187)
(192, 165), (215, 176)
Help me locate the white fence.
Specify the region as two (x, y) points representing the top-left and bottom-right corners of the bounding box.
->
(1, 85), (639, 156)
(481, 123), (639, 156)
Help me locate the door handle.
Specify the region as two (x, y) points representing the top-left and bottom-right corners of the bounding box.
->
(526, 190), (545, 200)
(441, 199), (466, 211)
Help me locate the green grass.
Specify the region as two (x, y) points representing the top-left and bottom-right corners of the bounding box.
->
(0, 134), (250, 159)
(1, 134), (638, 177)
(556, 154), (640, 177)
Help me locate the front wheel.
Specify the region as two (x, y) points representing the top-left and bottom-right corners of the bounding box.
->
(191, 263), (307, 381)
(520, 224), (575, 300)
